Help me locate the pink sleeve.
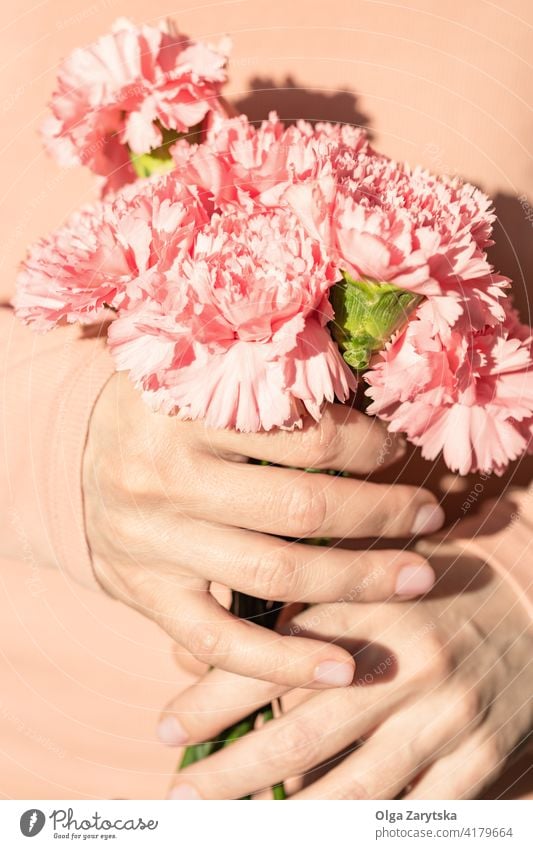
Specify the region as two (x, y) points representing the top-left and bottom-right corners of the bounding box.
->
(0, 305), (114, 590)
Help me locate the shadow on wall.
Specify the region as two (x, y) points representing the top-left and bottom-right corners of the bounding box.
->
(234, 76), (533, 504)
(233, 74), (373, 137)
(235, 76), (533, 324)
(491, 192), (533, 328)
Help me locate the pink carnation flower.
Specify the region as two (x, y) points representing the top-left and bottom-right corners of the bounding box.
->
(170, 111), (369, 207)
(14, 176), (208, 330)
(283, 147), (505, 334)
(108, 203), (355, 431)
(42, 18), (230, 193)
(18, 109), (532, 469)
(366, 310), (533, 474)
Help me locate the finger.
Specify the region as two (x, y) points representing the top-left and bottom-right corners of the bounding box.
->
(190, 459), (445, 539)
(292, 705), (438, 800)
(405, 735), (502, 800)
(140, 583), (356, 690)
(170, 642), (209, 677)
(201, 403), (405, 474)
(167, 684), (402, 800)
(184, 524), (436, 603)
(158, 601), (399, 747)
(158, 668), (285, 747)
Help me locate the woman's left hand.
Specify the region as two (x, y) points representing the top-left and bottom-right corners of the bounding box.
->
(160, 527), (532, 800)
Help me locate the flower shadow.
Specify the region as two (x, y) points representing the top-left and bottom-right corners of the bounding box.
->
(233, 74), (373, 136)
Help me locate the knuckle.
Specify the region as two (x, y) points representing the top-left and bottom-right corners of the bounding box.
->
(301, 413), (339, 466)
(114, 510), (160, 557)
(112, 508), (145, 547)
(186, 622), (225, 663)
(401, 735), (419, 767)
(383, 488), (415, 534)
(257, 548), (297, 599)
(408, 630), (452, 685)
(337, 778), (371, 800)
(133, 572), (170, 614)
(367, 503), (390, 535)
(429, 641), (454, 681)
(353, 557), (387, 599)
(455, 688), (481, 726)
(374, 486), (420, 536)
(478, 739), (501, 773)
(114, 451), (156, 501)
(269, 717), (321, 774)
(284, 482), (328, 538)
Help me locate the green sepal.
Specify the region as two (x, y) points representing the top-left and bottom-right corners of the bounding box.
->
(330, 272), (422, 371)
(129, 122), (203, 180)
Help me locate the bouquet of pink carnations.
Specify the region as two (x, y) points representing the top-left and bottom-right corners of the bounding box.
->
(15, 18), (533, 798)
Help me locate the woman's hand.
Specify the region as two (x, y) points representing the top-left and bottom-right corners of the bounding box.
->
(83, 372), (443, 694)
(162, 530), (532, 799)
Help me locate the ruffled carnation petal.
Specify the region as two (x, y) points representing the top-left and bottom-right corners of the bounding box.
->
(107, 200), (352, 431)
(366, 309), (533, 474)
(42, 18), (230, 192)
(14, 174), (208, 329)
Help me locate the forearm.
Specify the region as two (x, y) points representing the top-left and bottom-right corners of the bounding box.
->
(0, 306), (114, 588)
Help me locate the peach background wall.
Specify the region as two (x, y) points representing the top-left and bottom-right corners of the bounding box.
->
(0, 0), (531, 798)
(2, 1), (532, 307)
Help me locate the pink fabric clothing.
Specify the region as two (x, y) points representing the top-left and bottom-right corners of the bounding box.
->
(1, 312), (111, 590)
(0, 0), (531, 799)
(0, 306), (192, 798)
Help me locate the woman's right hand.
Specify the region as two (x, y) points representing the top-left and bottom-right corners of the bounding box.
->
(82, 371), (444, 694)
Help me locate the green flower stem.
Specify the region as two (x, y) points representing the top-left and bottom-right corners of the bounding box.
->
(179, 734), (227, 768)
(178, 698), (286, 800)
(178, 587), (286, 800)
(261, 705), (287, 800)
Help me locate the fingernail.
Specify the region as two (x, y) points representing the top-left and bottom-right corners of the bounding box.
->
(168, 784), (201, 800)
(314, 661), (354, 687)
(411, 504), (445, 535)
(395, 563), (435, 597)
(157, 716), (189, 747)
